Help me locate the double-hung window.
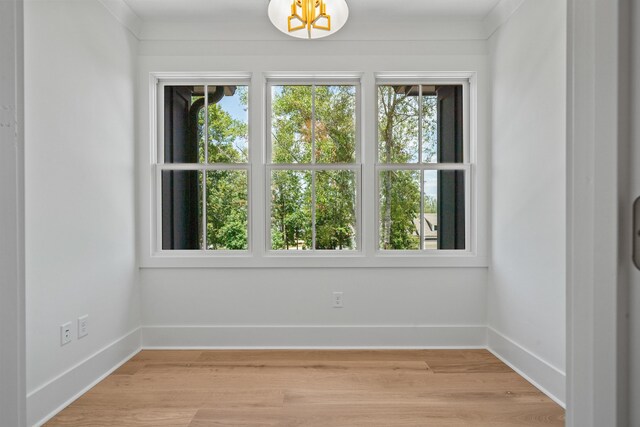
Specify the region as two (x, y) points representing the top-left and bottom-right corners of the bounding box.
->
(150, 73), (476, 265)
(376, 81), (470, 251)
(158, 80), (250, 252)
(266, 80), (361, 252)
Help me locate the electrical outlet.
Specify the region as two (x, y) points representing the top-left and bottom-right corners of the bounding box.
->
(60, 322), (71, 346)
(78, 315), (88, 339)
(333, 292), (344, 308)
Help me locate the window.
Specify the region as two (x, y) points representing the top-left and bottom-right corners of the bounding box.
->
(376, 84), (469, 251)
(159, 82), (250, 251)
(267, 82), (360, 252)
(148, 73), (478, 267)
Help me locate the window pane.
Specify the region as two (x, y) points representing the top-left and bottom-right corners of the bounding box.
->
(270, 170), (312, 250)
(206, 170), (248, 250)
(161, 170), (203, 250)
(164, 85), (205, 164)
(164, 85), (248, 164)
(422, 87), (438, 163)
(271, 86), (313, 163)
(378, 85), (419, 164)
(207, 86), (248, 163)
(315, 86), (356, 164)
(315, 170), (357, 250)
(379, 170), (421, 250)
(423, 170), (438, 249)
(426, 170), (466, 250)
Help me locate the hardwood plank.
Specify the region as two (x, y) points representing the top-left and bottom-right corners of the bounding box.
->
(201, 389), (285, 408)
(111, 360), (147, 376)
(278, 403), (564, 426)
(190, 404), (563, 427)
(195, 349), (439, 362)
(283, 388), (555, 406)
(71, 389), (212, 410)
(99, 369), (533, 395)
(97, 369), (434, 393)
(189, 408), (283, 427)
(137, 360), (430, 372)
(130, 350), (204, 363)
(422, 349), (513, 374)
(44, 408), (197, 427)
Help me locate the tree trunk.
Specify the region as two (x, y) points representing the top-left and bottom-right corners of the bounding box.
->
(383, 92), (395, 249)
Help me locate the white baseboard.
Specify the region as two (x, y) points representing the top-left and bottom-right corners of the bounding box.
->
(141, 325), (487, 349)
(487, 327), (566, 407)
(27, 328), (142, 427)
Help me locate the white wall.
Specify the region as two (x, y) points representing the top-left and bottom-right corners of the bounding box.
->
(141, 268), (487, 347)
(0, 0), (26, 425)
(138, 51), (490, 347)
(488, 0), (566, 404)
(24, 1), (140, 424)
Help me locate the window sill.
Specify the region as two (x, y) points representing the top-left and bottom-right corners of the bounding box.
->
(139, 252), (488, 269)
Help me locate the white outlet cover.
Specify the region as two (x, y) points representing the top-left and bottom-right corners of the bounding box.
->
(78, 315), (88, 339)
(60, 322), (72, 346)
(333, 292), (344, 308)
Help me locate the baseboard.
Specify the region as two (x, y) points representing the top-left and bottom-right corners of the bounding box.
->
(27, 328), (142, 427)
(487, 327), (566, 407)
(141, 325), (487, 349)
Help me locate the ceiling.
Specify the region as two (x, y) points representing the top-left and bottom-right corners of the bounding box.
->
(123, 0), (502, 23)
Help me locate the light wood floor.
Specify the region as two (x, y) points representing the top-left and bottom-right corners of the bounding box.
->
(45, 350), (564, 426)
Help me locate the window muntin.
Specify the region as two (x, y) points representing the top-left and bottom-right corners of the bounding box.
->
(160, 83), (250, 251)
(377, 84), (467, 251)
(268, 82), (360, 252)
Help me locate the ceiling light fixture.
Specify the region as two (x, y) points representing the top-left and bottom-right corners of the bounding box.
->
(268, 0), (349, 40)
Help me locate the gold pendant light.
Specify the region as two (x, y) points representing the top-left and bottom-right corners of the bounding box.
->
(268, 0), (349, 40)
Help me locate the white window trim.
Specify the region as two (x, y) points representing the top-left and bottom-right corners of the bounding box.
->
(153, 76), (253, 256)
(142, 71), (485, 268)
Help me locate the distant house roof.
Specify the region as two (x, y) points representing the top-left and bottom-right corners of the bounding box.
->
(412, 213), (438, 240)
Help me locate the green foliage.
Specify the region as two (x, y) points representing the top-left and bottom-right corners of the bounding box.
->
(424, 195), (437, 214)
(206, 170), (248, 250)
(270, 171), (312, 250)
(379, 171), (420, 250)
(196, 90), (248, 164)
(271, 85), (313, 163)
(378, 87), (419, 164)
(315, 170), (356, 250)
(422, 95), (438, 163)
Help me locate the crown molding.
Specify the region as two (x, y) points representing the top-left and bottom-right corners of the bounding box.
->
(97, 0), (142, 39)
(482, 0), (525, 39)
(138, 19), (488, 42)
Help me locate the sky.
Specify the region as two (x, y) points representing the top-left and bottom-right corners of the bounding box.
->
(218, 89), (247, 123)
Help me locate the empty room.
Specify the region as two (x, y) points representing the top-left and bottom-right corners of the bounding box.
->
(1, 0), (638, 426)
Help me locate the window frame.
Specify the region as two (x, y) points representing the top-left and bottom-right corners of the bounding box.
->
(265, 78), (363, 255)
(153, 76), (253, 257)
(374, 78), (472, 256)
(143, 71), (483, 268)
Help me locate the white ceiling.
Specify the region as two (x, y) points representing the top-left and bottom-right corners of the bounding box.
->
(123, 0), (502, 23)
